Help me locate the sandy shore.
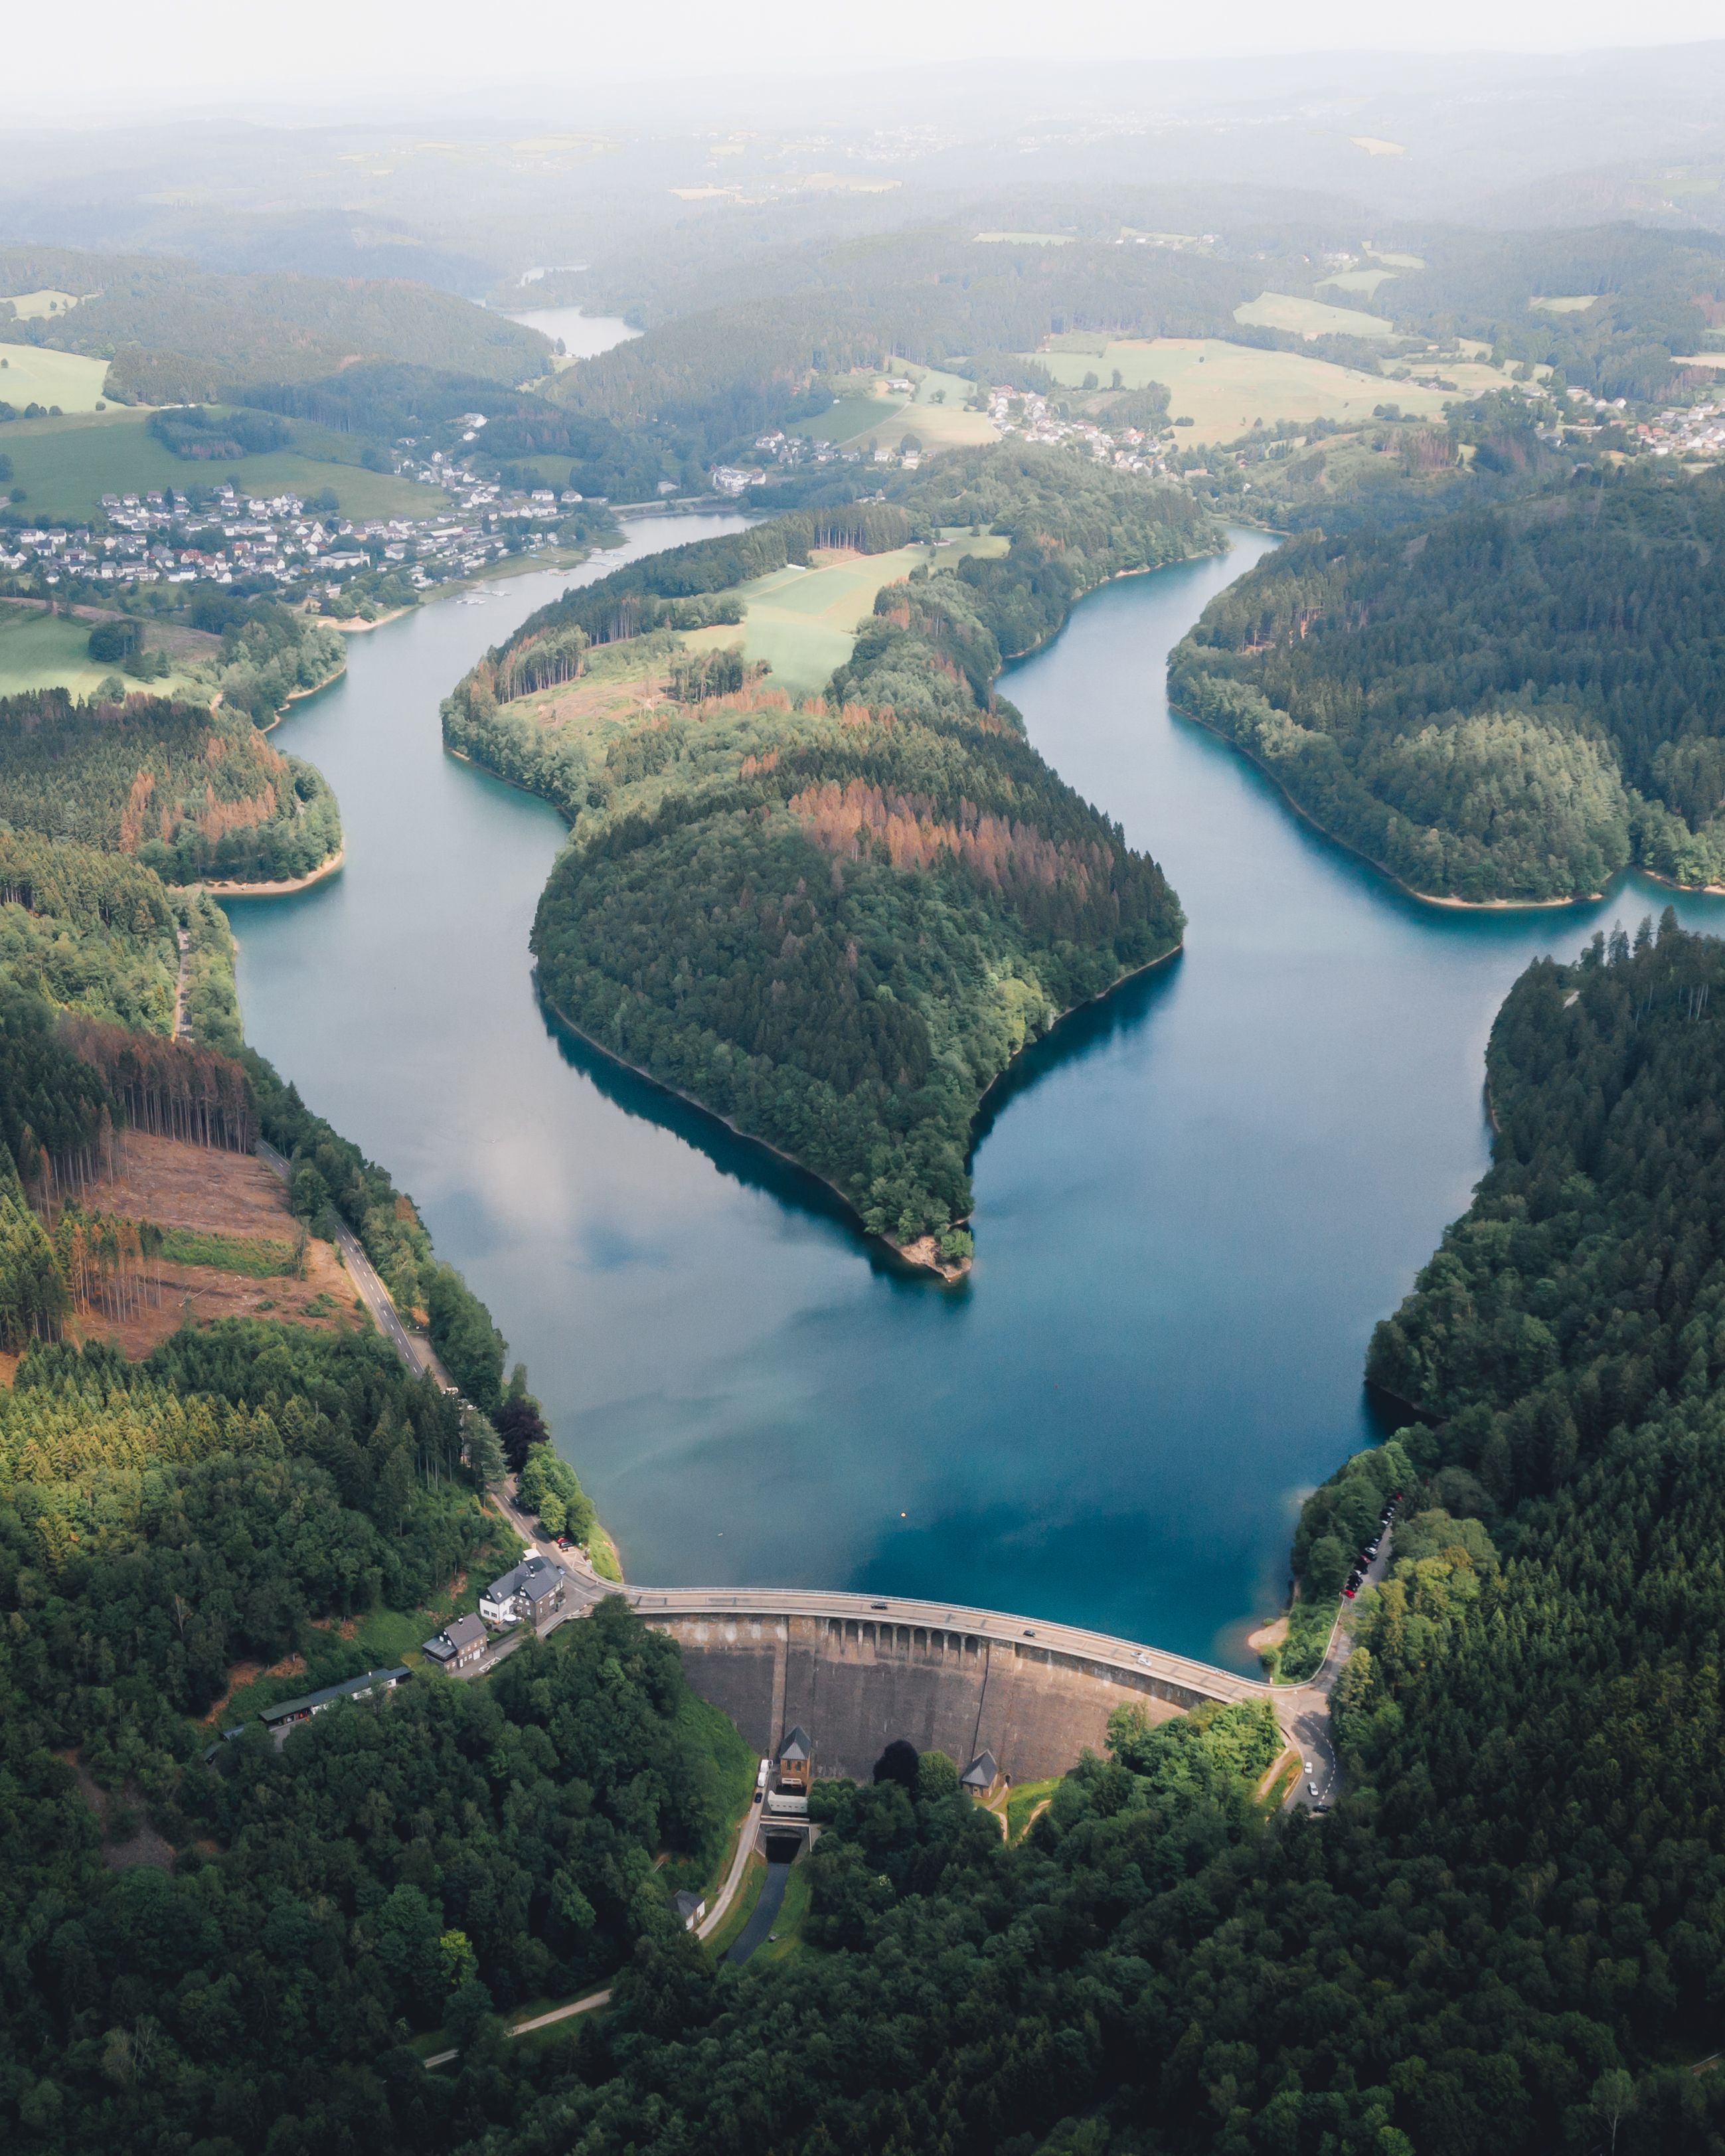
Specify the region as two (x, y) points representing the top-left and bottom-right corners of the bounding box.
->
(201, 847), (343, 898)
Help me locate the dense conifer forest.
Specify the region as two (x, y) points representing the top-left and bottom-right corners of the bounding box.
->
(1172, 465), (1725, 902)
(258, 917), (1723, 2156)
(444, 450), (1208, 1258)
(0, 687), (341, 886)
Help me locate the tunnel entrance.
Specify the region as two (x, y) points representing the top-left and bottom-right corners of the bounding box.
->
(762, 1830), (804, 1863)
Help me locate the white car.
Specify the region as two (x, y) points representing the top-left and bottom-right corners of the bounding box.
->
(1307, 1780), (1320, 1798)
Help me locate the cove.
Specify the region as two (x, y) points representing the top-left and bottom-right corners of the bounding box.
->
(227, 521), (1725, 1676)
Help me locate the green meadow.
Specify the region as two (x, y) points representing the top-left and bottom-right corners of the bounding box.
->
(1317, 268), (1396, 296)
(0, 341), (111, 412)
(1, 290), (84, 322)
(791, 392), (902, 444)
(0, 608), (206, 701)
(1, 410), (452, 523)
(681, 532), (1008, 697)
(1032, 337), (1447, 443)
(1530, 293), (1602, 313)
(1233, 291), (1398, 340)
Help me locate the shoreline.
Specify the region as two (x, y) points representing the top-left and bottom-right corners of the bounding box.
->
(1171, 695), (1623, 914)
(538, 934), (1185, 1285)
(536, 982), (969, 1281)
(200, 847), (344, 898)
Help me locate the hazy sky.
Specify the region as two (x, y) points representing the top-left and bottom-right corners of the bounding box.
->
(7, 0), (1725, 123)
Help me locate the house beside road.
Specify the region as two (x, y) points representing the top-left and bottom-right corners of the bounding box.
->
(422, 1613), (489, 1670)
(479, 1553), (568, 1628)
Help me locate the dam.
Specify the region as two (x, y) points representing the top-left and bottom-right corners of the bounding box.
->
(627, 1587), (1278, 1783)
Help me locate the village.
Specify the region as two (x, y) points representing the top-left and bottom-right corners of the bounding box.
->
(0, 457), (592, 607)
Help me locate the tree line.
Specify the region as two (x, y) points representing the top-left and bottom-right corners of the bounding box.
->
(1172, 464), (1725, 901)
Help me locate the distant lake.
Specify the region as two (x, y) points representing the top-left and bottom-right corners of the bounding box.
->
(228, 522), (1725, 1673)
(508, 305), (641, 361)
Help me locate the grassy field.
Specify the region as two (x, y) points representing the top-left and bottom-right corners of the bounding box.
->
(1005, 1776), (1061, 1840)
(0, 342), (111, 412)
(1033, 338), (1450, 443)
(1317, 268), (1396, 296)
(1233, 291), (1398, 340)
(1367, 249), (1426, 269)
(748, 1859), (814, 1965)
(791, 393), (901, 444)
(0, 608), (206, 700)
(681, 533), (1008, 695)
(1, 410), (452, 523)
(1530, 294), (1602, 313)
(3, 290), (83, 322)
(974, 230), (1074, 245)
(794, 365), (997, 454)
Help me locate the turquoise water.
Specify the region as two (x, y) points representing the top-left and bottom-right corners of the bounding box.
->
(229, 523), (1725, 1673)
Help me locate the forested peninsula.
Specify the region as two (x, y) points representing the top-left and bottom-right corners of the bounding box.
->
(1171, 465), (1725, 904)
(442, 448), (1212, 1268)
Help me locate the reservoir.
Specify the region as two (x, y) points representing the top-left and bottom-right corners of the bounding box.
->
(228, 521), (1725, 1672)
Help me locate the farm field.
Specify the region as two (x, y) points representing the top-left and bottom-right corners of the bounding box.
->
(0, 606), (206, 700)
(1530, 293), (1602, 312)
(3, 289), (83, 321)
(1233, 290), (1398, 339)
(1, 409), (452, 522)
(791, 392), (900, 444)
(681, 533), (1007, 695)
(1031, 337), (1452, 442)
(795, 365), (997, 454)
(0, 341), (111, 411)
(1317, 268), (1396, 295)
(1367, 248), (1425, 268)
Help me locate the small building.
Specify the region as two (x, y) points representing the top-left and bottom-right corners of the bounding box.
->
(480, 1554), (566, 1627)
(778, 1724), (812, 1793)
(671, 1889), (706, 1931)
(260, 1667), (409, 1740)
(764, 1790), (809, 1818)
(422, 1613), (489, 1671)
(961, 1750), (1005, 1803)
(521, 1568), (564, 1627)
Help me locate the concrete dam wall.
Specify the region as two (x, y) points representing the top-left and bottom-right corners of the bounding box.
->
(636, 1597), (1257, 1784)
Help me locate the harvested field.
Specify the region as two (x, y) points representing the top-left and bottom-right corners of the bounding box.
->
(66, 1130), (369, 1355)
(70, 1236), (360, 1358)
(101, 1129), (299, 1236)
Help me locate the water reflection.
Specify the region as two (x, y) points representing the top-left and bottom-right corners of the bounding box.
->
(227, 521), (1725, 1673)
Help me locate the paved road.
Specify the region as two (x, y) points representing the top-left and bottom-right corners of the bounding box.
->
(256, 1139), (446, 1380)
(698, 1793), (767, 1943)
(1281, 1528), (1394, 1813)
(626, 1586), (1272, 1710)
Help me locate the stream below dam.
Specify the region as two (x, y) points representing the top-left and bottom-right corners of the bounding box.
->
(227, 517), (1725, 1674)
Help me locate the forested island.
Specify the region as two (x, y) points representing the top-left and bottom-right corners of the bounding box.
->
(1171, 464), (1725, 904)
(442, 448), (1210, 1268)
